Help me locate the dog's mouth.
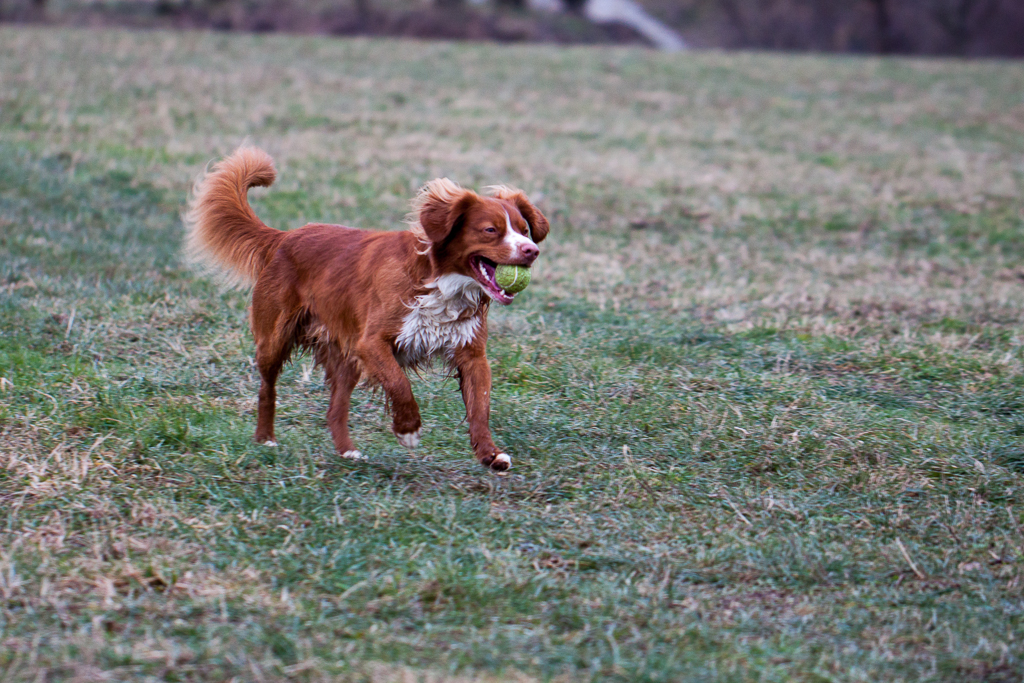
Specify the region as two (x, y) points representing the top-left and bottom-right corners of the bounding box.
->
(469, 255), (516, 305)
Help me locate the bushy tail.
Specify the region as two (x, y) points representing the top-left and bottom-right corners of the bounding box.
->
(184, 146), (284, 288)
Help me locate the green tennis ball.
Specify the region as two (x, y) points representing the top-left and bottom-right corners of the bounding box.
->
(494, 264), (531, 294)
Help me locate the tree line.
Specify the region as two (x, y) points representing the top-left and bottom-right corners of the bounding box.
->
(2, 0), (1021, 56)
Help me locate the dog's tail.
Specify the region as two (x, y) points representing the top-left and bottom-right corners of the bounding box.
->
(184, 146), (285, 288)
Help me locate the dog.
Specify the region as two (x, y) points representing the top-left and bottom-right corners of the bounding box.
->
(184, 146), (549, 471)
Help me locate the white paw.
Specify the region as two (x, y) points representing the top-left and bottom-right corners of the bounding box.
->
(262, 440), (278, 447)
(340, 450), (365, 460)
(395, 428), (421, 449)
(494, 453), (511, 468)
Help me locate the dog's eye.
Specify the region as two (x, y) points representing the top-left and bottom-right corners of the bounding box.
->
(484, 226), (497, 234)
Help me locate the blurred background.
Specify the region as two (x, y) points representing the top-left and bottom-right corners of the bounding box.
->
(2, 0), (1022, 57)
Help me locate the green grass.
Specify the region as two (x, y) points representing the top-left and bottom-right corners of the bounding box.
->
(2, 27), (1024, 682)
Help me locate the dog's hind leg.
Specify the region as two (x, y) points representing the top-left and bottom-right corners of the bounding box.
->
(250, 265), (300, 446)
(323, 352), (363, 459)
(251, 305), (296, 446)
(253, 328), (292, 446)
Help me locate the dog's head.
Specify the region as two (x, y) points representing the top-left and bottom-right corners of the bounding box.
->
(410, 179), (550, 305)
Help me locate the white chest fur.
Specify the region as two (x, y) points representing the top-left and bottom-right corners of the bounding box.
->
(395, 274), (484, 367)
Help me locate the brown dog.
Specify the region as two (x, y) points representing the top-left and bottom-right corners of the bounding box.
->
(185, 147), (549, 471)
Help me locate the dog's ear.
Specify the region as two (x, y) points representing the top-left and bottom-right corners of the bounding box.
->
(415, 179), (479, 245)
(487, 186), (550, 243)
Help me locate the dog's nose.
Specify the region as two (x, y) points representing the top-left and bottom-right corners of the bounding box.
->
(519, 242), (539, 263)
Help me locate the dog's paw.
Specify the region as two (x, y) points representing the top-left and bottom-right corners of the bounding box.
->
(261, 439), (278, 447)
(395, 428), (421, 449)
(340, 450), (365, 460)
(481, 452), (512, 472)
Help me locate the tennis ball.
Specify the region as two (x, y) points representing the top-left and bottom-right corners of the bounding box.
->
(494, 264), (531, 294)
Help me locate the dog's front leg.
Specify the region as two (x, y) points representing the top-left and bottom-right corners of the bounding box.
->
(356, 337), (422, 448)
(453, 346), (510, 471)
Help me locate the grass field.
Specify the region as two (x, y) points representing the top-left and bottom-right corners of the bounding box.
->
(2, 27), (1024, 682)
